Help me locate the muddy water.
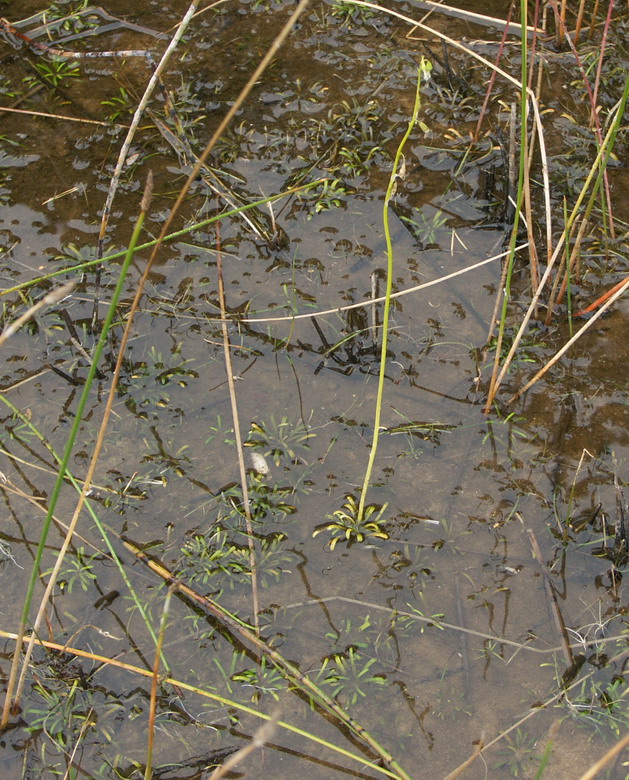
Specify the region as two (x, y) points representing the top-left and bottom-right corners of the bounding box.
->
(0, 1), (628, 778)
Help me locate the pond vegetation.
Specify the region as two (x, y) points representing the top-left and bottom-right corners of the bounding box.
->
(0, 0), (628, 778)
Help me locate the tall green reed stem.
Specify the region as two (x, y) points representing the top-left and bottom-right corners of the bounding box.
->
(1, 179), (152, 729)
(356, 59), (428, 522)
(483, 0), (529, 413)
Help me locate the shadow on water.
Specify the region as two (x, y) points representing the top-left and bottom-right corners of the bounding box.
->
(0, 0), (628, 778)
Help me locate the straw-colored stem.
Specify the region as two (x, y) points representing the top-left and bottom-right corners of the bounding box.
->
(216, 230), (260, 633)
(145, 585), (175, 780)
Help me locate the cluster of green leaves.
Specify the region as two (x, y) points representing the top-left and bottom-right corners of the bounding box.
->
(118, 345), (198, 416)
(245, 414), (315, 466)
(23, 57), (80, 91)
(313, 494), (389, 550)
(317, 647), (387, 706)
(178, 528), (295, 592)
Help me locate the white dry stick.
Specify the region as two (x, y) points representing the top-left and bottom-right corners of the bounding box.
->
(234, 243), (530, 324)
(209, 711), (279, 780)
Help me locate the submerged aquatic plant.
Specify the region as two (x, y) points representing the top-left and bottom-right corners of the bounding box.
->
(245, 415), (315, 466)
(493, 728), (539, 777)
(318, 647), (387, 706)
(178, 528), (296, 591)
(23, 57), (80, 91)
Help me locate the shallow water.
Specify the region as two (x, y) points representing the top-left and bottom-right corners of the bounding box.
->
(0, 1), (628, 778)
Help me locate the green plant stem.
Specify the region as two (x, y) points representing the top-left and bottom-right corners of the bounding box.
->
(1, 182), (150, 730)
(356, 60), (425, 523)
(0, 180), (325, 298)
(0, 395), (163, 652)
(483, 1), (528, 413)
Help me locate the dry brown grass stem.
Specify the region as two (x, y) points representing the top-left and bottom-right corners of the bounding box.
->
(574, 0), (588, 44)
(441, 739), (484, 780)
(589, 0), (601, 38)
(472, 2), (515, 141)
(208, 712), (279, 780)
(576, 730), (629, 780)
(216, 234), (260, 633)
(96, 0), (199, 246)
(507, 275), (629, 405)
(142, 0), (311, 271)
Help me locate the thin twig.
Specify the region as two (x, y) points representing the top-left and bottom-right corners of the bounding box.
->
(576, 730), (629, 780)
(216, 228), (260, 633)
(442, 739), (484, 780)
(507, 275), (629, 404)
(209, 712), (279, 780)
(93, 0), (199, 290)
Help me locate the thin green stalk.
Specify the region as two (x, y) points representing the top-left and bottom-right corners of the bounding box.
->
(1, 182), (151, 729)
(483, 0), (529, 412)
(0, 394), (167, 661)
(563, 197), (573, 337)
(356, 59), (428, 523)
(0, 179), (325, 299)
